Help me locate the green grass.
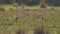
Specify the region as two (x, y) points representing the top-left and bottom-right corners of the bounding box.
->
(0, 5), (60, 34)
(0, 4), (60, 11)
(0, 9), (60, 34)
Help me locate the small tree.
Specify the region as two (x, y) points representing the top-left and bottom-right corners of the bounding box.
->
(40, 3), (46, 8)
(40, 0), (46, 8)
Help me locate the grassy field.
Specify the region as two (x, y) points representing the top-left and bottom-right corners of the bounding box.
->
(0, 5), (60, 34)
(0, 4), (60, 11)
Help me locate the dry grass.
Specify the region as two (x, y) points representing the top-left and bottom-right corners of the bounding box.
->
(15, 27), (28, 34)
(0, 9), (60, 34)
(34, 24), (50, 34)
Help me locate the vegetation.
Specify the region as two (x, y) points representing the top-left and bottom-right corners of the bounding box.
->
(0, 0), (60, 34)
(0, 0), (60, 6)
(0, 9), (60, 34)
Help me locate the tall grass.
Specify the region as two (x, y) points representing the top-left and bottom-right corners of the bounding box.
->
(34, 24), (50, 34)
(15, 26), (28, 34)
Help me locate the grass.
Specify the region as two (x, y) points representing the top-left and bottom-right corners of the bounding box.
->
(0, 4), (60, 34)
(0, 4), (60, 11)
